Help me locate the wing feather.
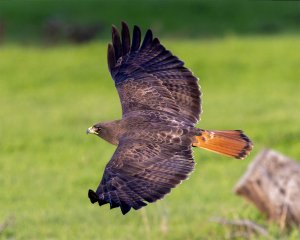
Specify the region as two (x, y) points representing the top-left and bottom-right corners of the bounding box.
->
(121, 21), (130, 55)
(89, 137), (194, 214)
(141, 29), (153, 49)
(112, 25), (122, 60)
(108, 22), (201, 125)
(107, 43), (116, 72)
(131, 25), (141, 52)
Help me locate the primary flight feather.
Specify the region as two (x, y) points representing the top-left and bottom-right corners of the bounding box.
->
(86, 22), (253, 215)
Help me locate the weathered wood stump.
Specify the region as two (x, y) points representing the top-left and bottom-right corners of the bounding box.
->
(234, 149), (300, 229)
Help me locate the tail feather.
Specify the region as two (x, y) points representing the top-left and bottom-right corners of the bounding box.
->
(192, 130), (253, 159)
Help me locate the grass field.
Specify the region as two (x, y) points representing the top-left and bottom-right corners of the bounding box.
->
(1, 34), (300, 239)
(1, 0), (300, 41)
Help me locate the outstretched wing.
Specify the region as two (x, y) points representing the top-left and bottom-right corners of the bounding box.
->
(88, 137), (194, 214)
(108, 22), (201, 125)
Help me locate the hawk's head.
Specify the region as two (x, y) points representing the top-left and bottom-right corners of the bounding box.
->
(86, 121), (121, 145)
(86, 124), (102, 136)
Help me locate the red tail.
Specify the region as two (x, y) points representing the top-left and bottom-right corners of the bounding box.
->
(193, 130), (253, 159)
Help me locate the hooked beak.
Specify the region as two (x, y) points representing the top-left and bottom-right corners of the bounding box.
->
(86, 126), (97, 135)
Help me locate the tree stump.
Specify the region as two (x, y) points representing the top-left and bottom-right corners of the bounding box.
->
(234, 149), (300, 229)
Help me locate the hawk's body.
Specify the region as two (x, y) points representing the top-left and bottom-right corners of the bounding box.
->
(87, 22), (253, 214)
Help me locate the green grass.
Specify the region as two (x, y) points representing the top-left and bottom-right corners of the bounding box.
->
(1, 35), (300, 239)
(1, 0), (300, 42)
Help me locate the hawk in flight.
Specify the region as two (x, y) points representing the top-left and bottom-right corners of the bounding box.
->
(87, 22), (253, 215)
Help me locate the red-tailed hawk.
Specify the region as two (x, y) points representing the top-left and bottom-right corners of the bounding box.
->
(86, 22), (253, 215)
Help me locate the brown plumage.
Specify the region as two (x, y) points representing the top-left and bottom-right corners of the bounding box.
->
(86, 22), (253, 215)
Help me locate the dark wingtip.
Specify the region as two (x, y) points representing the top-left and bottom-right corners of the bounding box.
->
(131, 25), (141, 52)
(132, 200), (147, 210)
(141, 29), (153, 49)
(98, 198), (108, 206)
(153, 37), (160, 45)
(107, 43), (116, 71)
(121, 21), (130, 55)
(111, 24), (116, 31)
(111, 25), (122, 60)
(121, 21), (129, 32)
(120, 202), (131, 215)
(88, 189), (98, 204)
(109, 200), (119, 209)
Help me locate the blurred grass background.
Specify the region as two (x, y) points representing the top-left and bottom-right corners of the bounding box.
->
(1, 1), (300, 239)
(1, 0), (300, 42)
